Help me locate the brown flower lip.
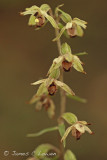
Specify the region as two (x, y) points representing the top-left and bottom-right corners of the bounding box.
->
(34, 12), (45, 27)
(62, 60), (72, 72)
(67, 23), (77, 38)
(48, 82), (57, 96)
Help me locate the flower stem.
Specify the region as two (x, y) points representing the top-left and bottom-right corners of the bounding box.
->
(49, 9), (66, 159)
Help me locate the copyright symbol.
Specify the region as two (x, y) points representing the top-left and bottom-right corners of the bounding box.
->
(4, 151), (9, 156)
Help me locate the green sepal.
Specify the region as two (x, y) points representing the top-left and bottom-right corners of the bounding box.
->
(55, 80), (75, 96)
(42, 11), (58, 29)
(61, 43), (72, 55)
(72, 55), (85, 73)
(62, 112), (78, 125)
(40, 4), (51, 12)
(58, 8), (72, 23)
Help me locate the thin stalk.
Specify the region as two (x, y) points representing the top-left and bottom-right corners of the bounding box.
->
(49, 9), (66, 159)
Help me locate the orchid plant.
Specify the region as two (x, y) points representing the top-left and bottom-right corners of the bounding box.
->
(21, 3), (93, 160)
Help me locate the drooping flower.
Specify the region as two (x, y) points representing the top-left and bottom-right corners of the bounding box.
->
(21, 4), (58, 29)
(61, 112), (93, 142)
(48, 43), (86, 74)
(53, 7), (87, 41)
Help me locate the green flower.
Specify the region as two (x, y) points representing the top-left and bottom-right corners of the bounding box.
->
(61, 113), (93, 141)
(21, 4), (58, 29)
(53, 16), (87, 41)
(31, 78), (75, 98)
(48, 43), (86, 74)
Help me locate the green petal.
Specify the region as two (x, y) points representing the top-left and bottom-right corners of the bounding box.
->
(62, 112), (78, 125)
(53, 27), (66, 41)
(73, 18), (87, 29)
(28, 15), (36, 26)
(64, 150), (77, 160)
(76, 25), (84, 37)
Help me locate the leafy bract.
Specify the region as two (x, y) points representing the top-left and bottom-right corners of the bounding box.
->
(62, 112), (78, 125)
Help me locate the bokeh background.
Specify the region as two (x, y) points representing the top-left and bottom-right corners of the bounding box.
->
(0, 0), (107, 160)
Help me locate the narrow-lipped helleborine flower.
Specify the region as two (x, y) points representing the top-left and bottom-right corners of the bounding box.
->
(61, 112), (93, 142)
(48, 43), (86, 74)
(53, 16), (87, 41)
(29, 93), (55, 119)
(31, 77), (75, 97)
(21, 4), (58, 29)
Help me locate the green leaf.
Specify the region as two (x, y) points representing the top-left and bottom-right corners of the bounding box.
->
(75, 52), (88, 56)
(62, 112), (78, 125)
(34, 144), (60, 159)
(40, 4), (51, 12)
(64, 150), (77, 160)
(61, 43), (71, 55)
(53, 27), (66, 41)
(42, 11), (58, 29)
(73, 18), (87, 29)
(58, 123), (66, 147)
(61, 126), (72, 142)
(34, 144), (58, 159)
(27, 126), (58, 137)
(28, 15), (36, 26)
(66, 94), (87, 103)
(72, 55), (85, 73)
(58, 9), (72, 23)
(55, 80), (75, 96)
(31, 79), (46, 86)
(76, 25), (84, 37)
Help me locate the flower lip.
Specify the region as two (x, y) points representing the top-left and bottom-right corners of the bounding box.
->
(34, 12), (45, 27)
(67, 23), (77, 38)
(62, 60), (72, 72)
(48, 82), (57, 96)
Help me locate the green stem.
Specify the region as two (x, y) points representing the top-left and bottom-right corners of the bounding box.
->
(49, 9), (66, 159)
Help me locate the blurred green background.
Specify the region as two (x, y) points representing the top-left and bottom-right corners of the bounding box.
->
(0, 0), (107, 159)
